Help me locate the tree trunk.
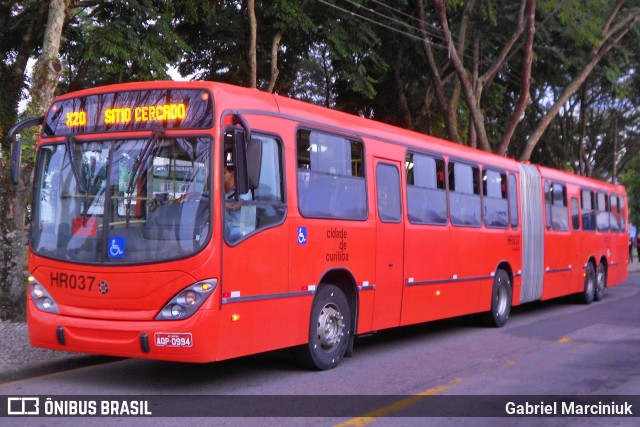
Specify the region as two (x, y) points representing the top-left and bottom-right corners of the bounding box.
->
(432, 0), (491, 151)
(496, 0), (535, 156)
(247, 0), (257, 88)
(31, 0), (68, 115)
(0, 169), (29, 321)
(417, 0), (461, 144)
(266, 31), (283, 93)
(0, 0), (70, 321)
(432, 0), (529, 154)
(0, 2), (49, 143)
(394, 51), (413, 129)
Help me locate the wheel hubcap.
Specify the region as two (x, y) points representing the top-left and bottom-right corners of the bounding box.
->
(597, 269), (605, 293)
(496, 282), (508, 317)
(317, 303), (344, 352)
(587, 273), (595, 295)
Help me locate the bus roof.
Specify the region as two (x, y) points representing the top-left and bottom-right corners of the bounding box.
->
(49, 80), (624, 192)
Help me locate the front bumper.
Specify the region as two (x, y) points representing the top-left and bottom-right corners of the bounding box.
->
(27, 301), (219, 363)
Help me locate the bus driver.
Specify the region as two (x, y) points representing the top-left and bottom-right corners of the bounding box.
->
(224, 151), (250, 241)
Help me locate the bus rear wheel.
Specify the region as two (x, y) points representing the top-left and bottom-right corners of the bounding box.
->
(595, 262), (606, 301)
(483, 269), (512, 327)
(580, 262), (596, 304)
(299, 284), (351, 370)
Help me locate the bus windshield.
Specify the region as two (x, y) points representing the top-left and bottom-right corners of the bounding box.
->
(31, 136), (211, 264)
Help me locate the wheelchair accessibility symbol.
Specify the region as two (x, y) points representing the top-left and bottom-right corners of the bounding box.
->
(108, 237), (126, 258)
(297, 226), (307, 245)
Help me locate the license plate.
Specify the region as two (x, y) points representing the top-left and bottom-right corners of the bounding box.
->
(154, 332), (193, 348)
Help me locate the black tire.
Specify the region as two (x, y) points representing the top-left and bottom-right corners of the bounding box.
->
(483, 269), (512, 327)
(580, 262), (596, 304)
(594, 262), (606, 302)
(298, 284), (351, 370)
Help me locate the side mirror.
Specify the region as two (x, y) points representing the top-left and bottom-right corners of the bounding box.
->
(232, 127), (249, 196)
(231, 114), (263, 195)
(8, 116), (44, 185)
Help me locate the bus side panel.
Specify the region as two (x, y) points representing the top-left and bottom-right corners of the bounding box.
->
(542, 232), (573, 300)
(401, 223), (450, 326)
(540, 179), (573, 300)
(215, 297), (312, 361)
(615, 210), (628, 284)
(288, 219), (376, 334)
(578, 229), (598, 291)
(449, 226), (493, 313)
(402, 282), (483, 323)
(608, 227), (626, 286)
(565, 185), (583, 295)
(604, 232), (617, 286)
(620, 192), (629, 284)
(218, 222), (294, 359)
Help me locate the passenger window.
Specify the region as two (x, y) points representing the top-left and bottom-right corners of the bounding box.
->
(581, 189), (596, 231)
(551, 182), (569, 231)
(571, 197), (580, 231)
(224, 133), (285, 243)
(483, 169), (508, 228)
(376, 163), (402, 223)
(508, 174), (519, 228)
(596, 192), (609, 231)
(449, 162), (481, 227)
(544, 181), (552, 230)
(406, 153), (447, 225)
(610, 195), (620, 232)
(297, 129), (366, 220)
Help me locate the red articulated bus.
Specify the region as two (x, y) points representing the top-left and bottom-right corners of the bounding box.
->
(8, 81), (628, 370)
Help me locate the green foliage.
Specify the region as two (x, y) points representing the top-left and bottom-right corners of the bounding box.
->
(324, 12), (387, 106)
(174, 0), (387, 106)
(61, 0), (188, 90)
(1, 0), (638, 180)
(621, 157), (640, 226)
(0, 0), (46, 148)
(540, 0), (608, 47)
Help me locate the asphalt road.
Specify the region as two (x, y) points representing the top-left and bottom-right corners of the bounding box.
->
(1, 272), (639, 426)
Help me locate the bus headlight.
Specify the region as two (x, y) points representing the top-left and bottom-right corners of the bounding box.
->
(29, 276), (60, 314)
(156, 279), (217, 320)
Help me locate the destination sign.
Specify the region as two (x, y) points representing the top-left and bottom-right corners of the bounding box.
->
(43, 89), (214, 136)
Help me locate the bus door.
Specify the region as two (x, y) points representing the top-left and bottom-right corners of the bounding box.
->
(569, 195), (583, 291)
(372, 159), (404, 330)
(542, 181), (573, 299)
(217, 133), (290, 360)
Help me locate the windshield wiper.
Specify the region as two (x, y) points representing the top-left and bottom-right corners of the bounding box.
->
(65, 135), (86, 194)
(65, 136), (90, 225)
(125, 129), (164, 225)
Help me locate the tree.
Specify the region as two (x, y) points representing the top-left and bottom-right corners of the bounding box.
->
(0, 0), (50, 320)
(174, 0), (384, 106)
(429, 0), (535, 154)
(519, 0), (640, 161)
(0, 0), (188, 320)
(247, 0), (257, 87)
(0, 1), (48, 139)
(622, 157), (640, 228)
(62, 0), (187, 91)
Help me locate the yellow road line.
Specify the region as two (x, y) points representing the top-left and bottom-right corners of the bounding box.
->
(0, 359), (118, 389)
(334, 378), (463, 427)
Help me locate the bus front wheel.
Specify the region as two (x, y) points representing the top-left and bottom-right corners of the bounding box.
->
(299, 284), (351, 370)
(483, 269), (512, 327)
